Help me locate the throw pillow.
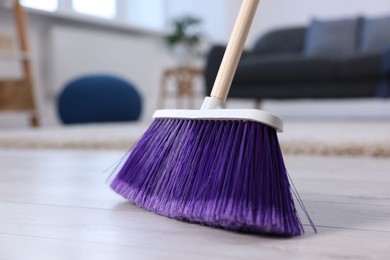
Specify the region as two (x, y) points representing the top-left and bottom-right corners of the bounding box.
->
(304, 17), (359, 59)
(360, 16), (390, 54)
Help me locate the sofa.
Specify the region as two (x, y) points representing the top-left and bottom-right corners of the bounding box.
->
(205, 16), (390, 101)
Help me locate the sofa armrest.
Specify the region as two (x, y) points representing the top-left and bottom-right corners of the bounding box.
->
(383, 48), (390, 75)
(204, 45), (253, 95)
(377, 48), (390, 97)
(204, 45), (225, 95)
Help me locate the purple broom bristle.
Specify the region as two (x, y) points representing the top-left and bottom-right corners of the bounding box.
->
(110, 118), (310, 236)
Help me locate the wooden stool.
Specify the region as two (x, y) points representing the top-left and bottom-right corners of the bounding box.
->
(159, 66), (204, 109)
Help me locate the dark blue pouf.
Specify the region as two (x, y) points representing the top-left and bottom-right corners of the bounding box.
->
(58, 75), (142, 124)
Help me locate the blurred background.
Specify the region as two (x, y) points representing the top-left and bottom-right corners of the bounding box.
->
(1, 0), (390, 129)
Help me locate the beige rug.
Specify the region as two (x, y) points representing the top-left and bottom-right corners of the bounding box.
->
(278, 120), (390, 157)
(0, 120), (389, 157)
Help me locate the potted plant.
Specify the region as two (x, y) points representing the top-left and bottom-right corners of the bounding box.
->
(166, 15), (203, 66)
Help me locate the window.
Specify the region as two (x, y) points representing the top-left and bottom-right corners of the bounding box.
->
(20, 0), (58, 12)
(72, 0), (116, 19)
(126, 0), (165, 30)
(20, 0), (167, 33)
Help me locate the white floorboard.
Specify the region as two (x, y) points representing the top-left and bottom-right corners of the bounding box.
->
(0, 149), (389, 259)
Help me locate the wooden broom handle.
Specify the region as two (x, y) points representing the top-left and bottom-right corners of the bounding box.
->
(210, 0), (260, 101)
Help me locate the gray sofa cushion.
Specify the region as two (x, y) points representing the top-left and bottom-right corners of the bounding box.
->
(235, 53), (338, 83)
(304, 18), (360, 58)
(253, 27), (306, 54)
(360, 16), (390, 53)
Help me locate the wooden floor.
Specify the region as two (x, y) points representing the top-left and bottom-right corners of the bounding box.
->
(0, 149), (389, 259)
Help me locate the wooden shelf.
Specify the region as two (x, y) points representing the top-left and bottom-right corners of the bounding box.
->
(0, 0), (39, 127)
(0, 51), (29, 60)
(0, 1), (14, 9)
(0, 79), (34, 110)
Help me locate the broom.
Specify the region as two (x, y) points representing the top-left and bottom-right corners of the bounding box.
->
(110, 0), (315, 236)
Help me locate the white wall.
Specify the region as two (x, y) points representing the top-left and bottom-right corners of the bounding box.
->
(166, 0), (229, 44)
